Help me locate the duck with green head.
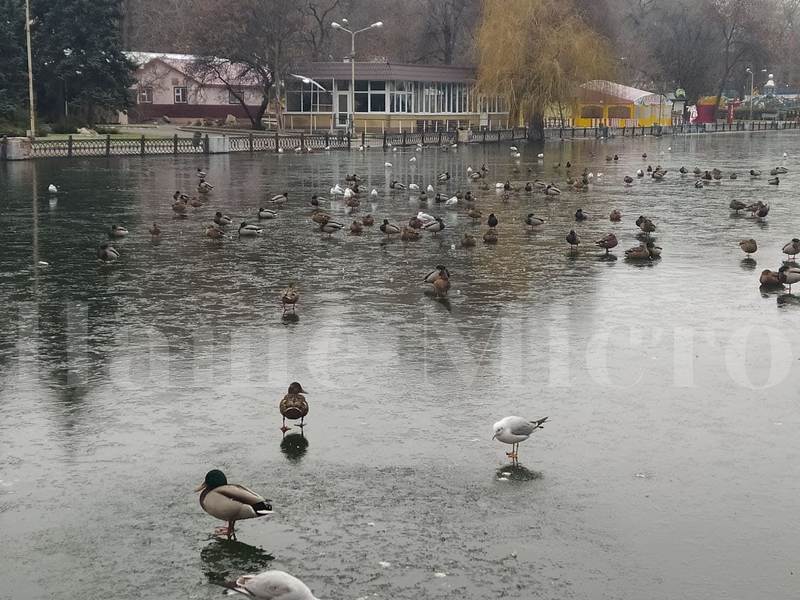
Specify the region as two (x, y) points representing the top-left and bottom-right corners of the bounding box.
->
(195, 469), (272, 540)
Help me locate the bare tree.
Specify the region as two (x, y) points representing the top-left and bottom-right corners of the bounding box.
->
(416, 0), (480, 64)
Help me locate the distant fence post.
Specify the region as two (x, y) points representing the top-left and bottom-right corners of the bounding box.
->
(203, 134), (209, 154)
(438, 131), (443, 145)
(347, 133), (351, 150)
(482, 130), (486, 143)
(402, 132), (407, 147)
(140, 135), (146, 156)
(106, 134), (111, 157)
(248, 133), (254, 152)
(361, 131), (365, 148)
(300, 131), (305, 151)
(274, 130), (279, 153)
(325, 132), (330, 147)
(173, 134), (178, 155)
(383, 130), (387, 149)
(67, 135), (73, 158)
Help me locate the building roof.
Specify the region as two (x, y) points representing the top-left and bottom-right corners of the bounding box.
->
(299, 62), (476, 83)
(579, 80), (672, 106)
(125, 52), (262, 88)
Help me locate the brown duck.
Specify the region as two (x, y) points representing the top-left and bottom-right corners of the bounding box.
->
(280, 382), (309, 432)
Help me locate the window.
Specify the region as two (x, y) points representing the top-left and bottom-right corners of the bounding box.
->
(174, 86), (188, 104)
(580, 105), (603, 119)
(286, 79), (333, 112)
(228, 89), (242, 104)
(138, 87), (153, 104)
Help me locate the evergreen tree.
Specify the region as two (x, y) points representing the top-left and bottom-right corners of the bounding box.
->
(0, 0), (26, 119)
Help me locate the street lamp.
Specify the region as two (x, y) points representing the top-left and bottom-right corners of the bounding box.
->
(746, 67), (768, 121)
(331, 19), (383, 136)
(290, 74), (327, 134)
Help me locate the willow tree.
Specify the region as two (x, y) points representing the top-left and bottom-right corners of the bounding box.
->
(477, 0), (614, 140)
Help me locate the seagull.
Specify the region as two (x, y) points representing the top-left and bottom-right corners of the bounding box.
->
(384, 162), (392, 167)
(371, 189), (378, 197)
(220, 570), (321, 600)
(409, 156), (417, 163)
(492, 416), (548, 463)
(48, 184), (58, 193)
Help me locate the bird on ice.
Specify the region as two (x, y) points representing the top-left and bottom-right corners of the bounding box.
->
(492, 416), (548, 463)
(220, 570), (321, 600)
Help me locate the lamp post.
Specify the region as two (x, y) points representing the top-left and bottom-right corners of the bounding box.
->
(290, 74), (327, 134)
(746, 67), (754, 121)
(331, 20), (383, 136)
(24, 0), (36, 137)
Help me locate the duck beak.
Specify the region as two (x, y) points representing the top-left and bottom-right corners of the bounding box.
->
(300, 387), (308, 394)
(194, 483), (206, 493)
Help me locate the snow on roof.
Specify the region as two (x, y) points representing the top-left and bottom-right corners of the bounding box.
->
(580, 80), (672, 106)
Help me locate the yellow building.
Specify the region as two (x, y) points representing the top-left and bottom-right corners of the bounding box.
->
(573, 80), (673, 128)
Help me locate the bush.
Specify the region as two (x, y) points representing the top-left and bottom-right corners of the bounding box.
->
(50, 116), (85, 134)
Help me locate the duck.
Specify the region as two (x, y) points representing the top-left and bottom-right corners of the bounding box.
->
(483, 229), (498, 244)
(172, 198), (188, 215)
(437, 171), (450, 182)
(349, 220), (364, 235)
(311, 210), (331, 225)
(771, 166), (788, 175)
(779, 265), (800, 292)
(738, 239), (757, 255)
(755, 203), (770, 219)
(646, 241), (662, 259)
(575, 209), (588, 222)
(344, 173), (362, 183)
(149, 223), (161, 236)
(695, 181), (704, 189)
(652, 170), (665, 181)
(400, 226), (421, 241)
(464, 190), (473, 202)
(409, 183), (420, 191)
(613, 154), (619, 161)
(362, 214), (375, 226)
(408, 216), (424, 230)
(380, 219), (401, 237)
(371, 188), (378, 197)
(109, 224), (128, 238)
(487, 213), (498, 229)
(565, 229), (580, 250)
(222, 570), (321, 600)
(206, 225), (225, 239)
(679, 166), (688, 174)
(345, 196), (360, 209)
(544, 184), (561, 196)
(239, 222), (264, 236)
(746, 201), (765, 215)
(258, 208), (277, 219)
(423, 216), (445, 234)
(624, 243), (651, 260)
(609, 209), (622, 222)
(730, 172), (738, 179)
(198, 180), (214, 193)
(595, 233), (618, 254)
(424, 265), (450, 284)
(427, 184), (435, 194)
(759, 269), (783, 287)
(389, 180), (406, 190)
(97, 241), (120, 262)
(279, 382), (308, 431)
(750, 169), (761, 177)
(281, 285), (299, 314)
(524, 182), (533, 192)
(196, 168), (207, 179)
(319, 220), (344, 237)
(524, 214), (545, 229)
(782, 238), (800, 261)
(768, 176), (779, 185)
(461, 233), (476, 247)
(623, 175), (633, 185)
(637, 217), (656, 234)
(214, 212), (232, 226)
(636, 169), (644, 177)
(416, 211), (435, 225)
(270, 192), (288, 205)
(468, 208), (482, 222)
(444, 196), (458, 208)
(189, 196), (204, 208)
(195, 469), (272, 540)
(430, 266), (450, 297)
(729, 200), (747, 213)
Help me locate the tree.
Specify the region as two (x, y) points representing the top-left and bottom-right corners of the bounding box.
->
(477, 0), (614, 140)
(0, 0), (27, 120)
(190, 0), (303, 130)
(32, 0), (135, 123)
(300, 0), (347, 61)
(416, 0), (480, 64)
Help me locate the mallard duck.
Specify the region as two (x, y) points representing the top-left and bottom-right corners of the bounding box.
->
(487, 213), (498, 229)
(755, 203), (770, 218)
(750, 169), (761, 177)
(566, 229), (579, 250)
(319, 220), (343, 237)
(461, 233), (476, 247)
(214, 212), (232, 226)
(779, 265), (800, 292)
(270, 192), (288, 205)
(310, 194), (325, 207)
(409, 183), (420, 191)
(492, 416), (548, 463)
(188, 196), (203, 208)
(772, 166), (788, 175)
(468, 208), (482, 222)
(432, 268), (450, 298)
(424, 265), (450, 284)
(195, 469), (272, 540)
(646, 241), (662, 258)
(613, 154), (619, 161)
(345, 196), (360, 208)
(239, 222), (264, 236)
(437, 171), (450, 182)
(730, 172), (738, 179)
(172, 199), (188, 215)
(149, 223), (161, 236)
(768, 176), (779, 185)
(524, 182), (533, 192)
(281, 284), (299, 314)
(746, 201), (765, 215)
(349, 220), (363, 235)
(97, 241), (119, 262)
(695, 181), (704, 189)
(408, 216), (423, 229)
(279, 381), (308, 432)
(445, 196), (458, 208)
(423, 217), (445, 234)
(258, 208), (277, 219)
(311, 209), (331, 225)
(198, 180), (213, 193)
(362, 214), (374, 226)
(575, 209), (588, 222)
(760, 269), (783, 287)
(380, 219), (401, 237)
(693, 167), (702, 175)
(782, 238), (800, 260)
(739, 239), (757, 255)
(525, 214), (545, 229)
(206, 225), (225, 239)
(679, 166), (688, 174)
(545, 184), (561, 196)
(638, 217), (656, 233)
(623, 175), (633, 185)
(196, 168), (207, 179)
(389, 180), (406, 190)
(464, 191), (473, 202)
(609, 209), (622, 222)
(110, 224), (128, 238)
(595, 233), (618, 254)
(222, 570), (320, 600)
(400, 227), (420, 241)
(625, 243), (650, 260)
(652, 170), (665, 181)
(483, 229), (498, 244)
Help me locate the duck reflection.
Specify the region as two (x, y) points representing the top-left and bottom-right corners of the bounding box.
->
(495, 464), (543, 482)
(280, 431), (309, 462)
(282, 312), (300, 324)
(200, 538), (274, 585)
(776, 293), (800, 307)
(740, 257), (757, 271)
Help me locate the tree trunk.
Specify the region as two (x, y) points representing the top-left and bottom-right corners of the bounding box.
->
(527, 112), (545, 141)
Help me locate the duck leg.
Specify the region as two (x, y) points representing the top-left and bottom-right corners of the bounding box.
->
(228, 521), (236, 540)
(299, 416), (306, 428)
(280, 417), (290, 433)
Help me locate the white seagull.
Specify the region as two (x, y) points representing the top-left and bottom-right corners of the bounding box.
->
(492, 416), (548, 463)
(222, 570), (321, 600)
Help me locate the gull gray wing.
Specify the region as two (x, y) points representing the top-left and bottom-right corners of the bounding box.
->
(506, 416), (537, 436)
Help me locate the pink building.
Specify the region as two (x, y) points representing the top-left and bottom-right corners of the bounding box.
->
(126, 52), (265, 123)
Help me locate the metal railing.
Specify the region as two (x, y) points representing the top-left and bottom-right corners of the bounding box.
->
(28, 134), (208, 159)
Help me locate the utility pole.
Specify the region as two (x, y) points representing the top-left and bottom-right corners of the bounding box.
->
(25, 0), (36, 137)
